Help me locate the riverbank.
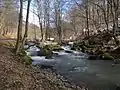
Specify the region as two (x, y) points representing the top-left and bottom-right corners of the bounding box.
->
(72, 32), (120, 63)
(0, 45), (83, 90)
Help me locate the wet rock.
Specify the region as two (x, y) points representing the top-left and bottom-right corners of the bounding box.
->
(45, 55), (52, 59)
(53, 48), (64, 51)
(52, 51), (59, 56)
(65, 50), (73, 53)
(43, 44), (62, 51)
(40, 64), (54, 70)
(71, 41), (86, 51)
(101, 53), (114, 60)
(114, 59), (120, 64)
(71, 47), (76, 50)
(36, 45), (42, 49)
(88, 55), (99, 60)
(37, 49), (46, 56)
(45, 50), (53, 59)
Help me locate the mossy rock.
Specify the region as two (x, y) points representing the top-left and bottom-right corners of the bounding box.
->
(101, 53), (114, 60)
(72, 43), (82, 51)
(72, 41), (89, 51)
(71, 47), (76, 50)
(45, 51), (53, 59)
(43, 44), (62, 51)
(51, 44), (63, 51)
(19, 50), (27, 56)
(22, 55), (32, 65)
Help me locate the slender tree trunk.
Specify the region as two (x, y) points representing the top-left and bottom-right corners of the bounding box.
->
(38, 16), (43, 41)
(36, 0), (44, 42)
(22, 0), (31, 47)
(15, 0), (23, 54)
(108, 0), (119, 46)
(85, 0), (89, 37)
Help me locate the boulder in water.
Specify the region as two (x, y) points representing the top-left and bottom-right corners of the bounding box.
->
(114, 59), (120, 64)
(88, 55), (99, 60)
(45, 50), (53, 59)
(101, 53), (114, 60)
(37, 49), (46, 56)
(45, 55), (53, 59)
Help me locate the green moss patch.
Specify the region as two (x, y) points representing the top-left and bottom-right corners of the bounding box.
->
(21, 55), (32, 65)
(43, 44), (62, 51)
(101, 53), (114, 60)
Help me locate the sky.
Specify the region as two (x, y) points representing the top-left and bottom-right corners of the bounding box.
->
(23, 1), (39, 26)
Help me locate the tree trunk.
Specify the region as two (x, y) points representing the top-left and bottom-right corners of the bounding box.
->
(15, 0), (23, 54)
(22, 0), (31, 47)
(109, 0), (119, 46)
(85, 0), (89, 37)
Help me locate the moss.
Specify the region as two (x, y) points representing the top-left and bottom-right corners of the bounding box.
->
(22, 55), (32, 65)
(18, 50), (32, 65)
(42, 44), (62, 58)
(18, 50), (27, 57)
(72, 43), (81, 51)
(72, 41), (89, 51)
(43, 44), (62, 51)
(101, 53), (114, 60)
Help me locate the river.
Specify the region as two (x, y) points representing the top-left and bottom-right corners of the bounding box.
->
(26, 45), (120, 90)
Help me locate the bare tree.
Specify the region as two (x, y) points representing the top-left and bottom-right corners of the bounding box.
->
(22, 0), (32, 46)
(16, 0), (23, 54)
(36, 0), (44, 41)
(108, 0), (120, 46)
(54, 0), (62, 43)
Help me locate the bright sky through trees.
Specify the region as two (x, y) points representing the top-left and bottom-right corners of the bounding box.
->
(23, 1), (39, 26)
(23, 0), (79, 26)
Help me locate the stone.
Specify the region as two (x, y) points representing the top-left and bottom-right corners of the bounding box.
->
(45, 50), (53, 59)
(88, 55), (99, 60)
(114, 59), (120, 64)
(45, 55), (52, 59)
(65, 50), (73, 53)
(40, 64), (54, 70)
(37, 49), (46, 56)
(101, 53), (114, 60)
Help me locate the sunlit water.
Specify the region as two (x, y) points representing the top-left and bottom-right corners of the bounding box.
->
(26, 45), (120, 90)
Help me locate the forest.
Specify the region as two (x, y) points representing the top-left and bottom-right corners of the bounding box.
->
(0, 0), (120, 90)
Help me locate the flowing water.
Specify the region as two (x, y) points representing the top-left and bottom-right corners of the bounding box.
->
(26, 45), (120, 90)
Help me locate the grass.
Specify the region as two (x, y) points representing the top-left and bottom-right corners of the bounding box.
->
(0, 41), (16, 47)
